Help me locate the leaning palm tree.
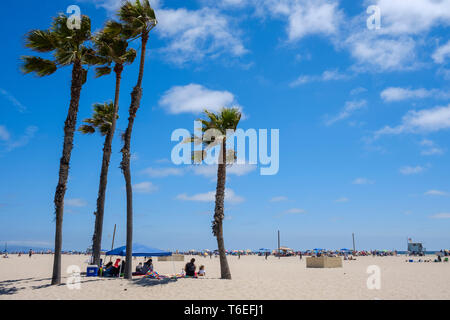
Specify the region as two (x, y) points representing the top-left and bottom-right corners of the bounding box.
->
(117, 0), (157, 279)
(21, 14), (98, 285)
(87, 25), (137, 267)
(191, 108), (242, 279)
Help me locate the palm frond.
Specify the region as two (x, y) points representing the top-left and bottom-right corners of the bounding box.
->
(25, 30), (57, 52)
(20, 56), (57, 77)
(95, 66), (112, 78)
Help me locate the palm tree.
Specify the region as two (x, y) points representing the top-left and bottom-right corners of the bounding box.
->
(117, 0), (157, 279)
(192, 108), (242, 279)
(87, 25), (137, 267)
(21, 14), (98, 285)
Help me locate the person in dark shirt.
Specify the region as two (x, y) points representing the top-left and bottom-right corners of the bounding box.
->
(185, 258), (196, 277)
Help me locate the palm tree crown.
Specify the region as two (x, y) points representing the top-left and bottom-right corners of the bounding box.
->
(21, 14), (97, 79)
(93, 23), (137, 78)
(118, 0), (157, 39)
(79, 102), (117, 136)
(192, 108), (242, 163)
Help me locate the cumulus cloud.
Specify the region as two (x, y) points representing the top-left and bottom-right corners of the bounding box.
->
(371, 0), (450, 35)
(432, 40), (450, 64)
(156, 7), (247, 64)
(133, 182), (158, 194)
(399, 165), (426, 175)
(159, 84), (241, 114)
(257, 0), (343, 41)
(176, 188), (244, 204)
(381, 87), (450, 102)
(375, 104), (450, 137)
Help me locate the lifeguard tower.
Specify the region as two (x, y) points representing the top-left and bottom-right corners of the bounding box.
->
(407, 240), (425, 256)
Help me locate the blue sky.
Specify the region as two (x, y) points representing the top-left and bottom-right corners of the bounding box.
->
(1, 0), (450, 251)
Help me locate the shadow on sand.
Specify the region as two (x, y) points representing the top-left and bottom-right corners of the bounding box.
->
(132, 277), (177, 287)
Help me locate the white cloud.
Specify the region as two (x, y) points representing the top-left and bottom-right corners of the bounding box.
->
(141, 167), (184, 178)
(191, 164), (256, 180)
(270, 196), (288, 202)
(350, 87), (367, 96)
(381, 87), (450, 102)
(430, 213), (450, 219)
(432, 40), (450, 64)
(375, 104), (450, 137)
(371, 0), (450, 35)
(258, 0), (343, 42)
(65, 198), (87, 207)
(352, 178), (374, 185)
(176, 188), (244, 204)
(284, 208), (306, 214)
(0, 126), (38, 152)
(133, 181), (158, 194)
(325, 100), (367, 126)
(335, 197), (349, 203)
(290, 69), (349, 87)
(424, 190), (448, 196)
(156, 7), (247, 64)
(345, 32), (417, 72)
(159, 84), (240, 114)
(0, 125), (10, 141)
(0, 88), (27, 113)
(399, 165), (426, 175)
(419, 139), (444, 156)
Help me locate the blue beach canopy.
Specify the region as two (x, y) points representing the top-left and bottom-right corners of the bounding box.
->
(106, 243), (172, 257)
(258, 248), (271, 252)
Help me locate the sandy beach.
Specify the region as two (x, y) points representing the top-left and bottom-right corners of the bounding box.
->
(1, 254), (449, 300)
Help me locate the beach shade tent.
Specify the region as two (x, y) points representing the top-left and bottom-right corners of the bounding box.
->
(106, 243), (172, 257)
(340, 248), (351, 252)
(258, 248), (271, 252)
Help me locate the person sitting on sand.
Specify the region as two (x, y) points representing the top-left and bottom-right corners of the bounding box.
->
(136, 262), (143, 273)
(198, 265), (205, 277)
(185, 258), (196, 277)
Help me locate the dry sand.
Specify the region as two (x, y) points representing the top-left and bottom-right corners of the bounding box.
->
(1, 254), (449, 300)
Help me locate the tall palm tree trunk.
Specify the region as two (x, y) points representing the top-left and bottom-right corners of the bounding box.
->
(213, 139), (232, 280)
(120, 32), (149, 280)
(51, 60), (84, 285)
(92, 64), (124, 266)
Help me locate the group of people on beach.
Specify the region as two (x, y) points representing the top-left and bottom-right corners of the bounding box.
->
(184, 258), (205, 277)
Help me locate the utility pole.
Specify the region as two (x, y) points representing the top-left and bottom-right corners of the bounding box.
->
(278, 230), (280, 259)
(352, 233), (356, 252)
(109, 224), (116, 262)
